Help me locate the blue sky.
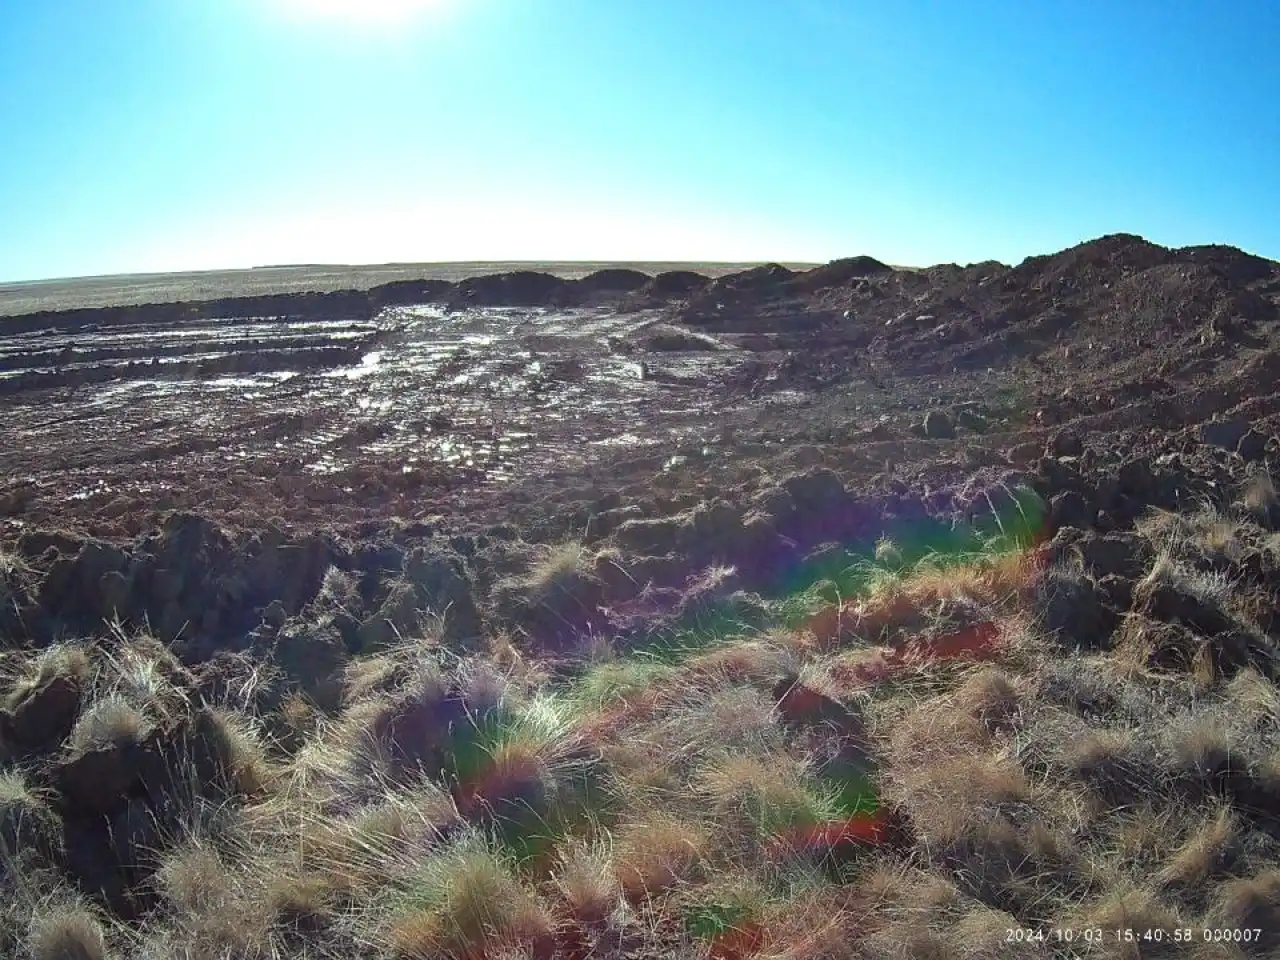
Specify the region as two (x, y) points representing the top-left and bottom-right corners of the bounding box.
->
(1, 0), (1277, 282)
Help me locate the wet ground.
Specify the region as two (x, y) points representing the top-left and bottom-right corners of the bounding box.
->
(1, 302), (811, 534)
(4, 237), (1279, 544)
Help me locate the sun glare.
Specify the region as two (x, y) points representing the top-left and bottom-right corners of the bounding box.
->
(277, 0), (451, 24)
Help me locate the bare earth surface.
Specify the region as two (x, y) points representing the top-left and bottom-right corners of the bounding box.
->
(0, 261), (817, 317)
(4, 236), (1280, 959)
(3, 237), (1279, 544)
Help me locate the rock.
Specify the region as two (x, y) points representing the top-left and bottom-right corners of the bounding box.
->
(98, 570), (133, 617)
(1050, 491), (1094, 532)
(1200, 418), (1251, 452)
(55, 740), (152, 814)
(1118, 457), (1157, 498)
(1032, 566), (1117, 651)
(956, 409), (988, 433)
(263, 600), (288, 628)
(1072, 533), (1146, 580)
(922, 410), (955, 440)
(1037, 456), (1083, 496)
(753, 487), (796, 528)
(687, 500), (747, 560)
(677, 565), (744, 622)
(272, 622), (348, 709)
(62, 812), (145, 919)
(1096, 574), (1134, 612)
(1094, 476), (1121, 512)
(1133, 580), (1235, 638)
(615, 517), (685, 555)
(1049, 428), (1084, 458)
(585, 505), (643, 542)
(404, 545), (481, 646)
(1008, 442), (1041, 465)
(2, 671), (83, 756)
(783, 468), (848, 513)
(772, 673), (865, 739)
(1238, 429), (1270, 462)
(0, 487), (34, 516)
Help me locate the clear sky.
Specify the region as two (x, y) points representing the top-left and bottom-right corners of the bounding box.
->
(1, 0), (1277, 282)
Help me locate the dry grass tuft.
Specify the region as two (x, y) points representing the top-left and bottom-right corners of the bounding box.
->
(1168, 718), (1243, 794)
(67, 696), (148, 754)
(100, 635), (191, 725)
(26, 903), (110, 960)
(1065, 729), (1157, 807)
(843, 550), (1030, 645)
(1069, 887), (1184, 953)
(382, 838), (553, 960)
(524, 541), (590, 596)
(953, 667), (1022, 734)
(287, 784), (464, 896)
(894, 752), (1031, 844)
(0, 768), (59, 861)
(1223, 668), (1280, 726)
(553, 839), (619, 924)
(4, 643), (91, 712)
(457, 739), (551, 833)
(614, 818), (707, 900)
(155, 843), (272, 956)
(1205, 870), (1280, 954)
(653, 684), (785, 764)
(156, 844), (237, 916)
(1241, 472), (1277, 521)
(685, 640), (793, 684)
(696, 752), (825, 842)
(204, 707), (278, 797)
(1156, 807), (1239, 890)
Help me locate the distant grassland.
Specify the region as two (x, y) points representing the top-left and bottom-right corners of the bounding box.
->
(0, 261), (821, 317)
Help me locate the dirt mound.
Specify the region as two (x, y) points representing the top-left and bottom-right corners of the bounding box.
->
(795, 255), (895, 292)
(574, 268), (651, 294)
(644, 270), (711, 297)
(449, 270), (571, 308)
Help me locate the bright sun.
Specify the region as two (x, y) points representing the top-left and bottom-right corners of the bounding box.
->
(277, 0), (451, 23)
